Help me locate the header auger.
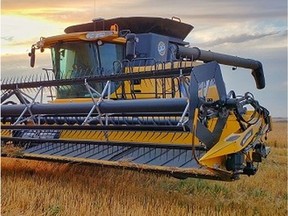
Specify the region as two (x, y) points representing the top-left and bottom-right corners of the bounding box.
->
(1, 17), (271, 181)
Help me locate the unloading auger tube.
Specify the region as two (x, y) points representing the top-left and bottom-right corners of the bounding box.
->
(1, 17), (271, 181)
(177, 46), (265, 89)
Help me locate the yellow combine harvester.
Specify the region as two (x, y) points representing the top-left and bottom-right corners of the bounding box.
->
(1, 17), (271, 181)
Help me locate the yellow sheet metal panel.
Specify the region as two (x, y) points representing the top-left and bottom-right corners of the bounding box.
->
(199, 119), (262, 167)
(60, 130), (200, 145)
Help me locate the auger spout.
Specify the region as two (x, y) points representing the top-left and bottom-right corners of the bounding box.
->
(177, 46), (265, 89)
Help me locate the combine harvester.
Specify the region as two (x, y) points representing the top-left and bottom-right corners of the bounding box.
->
(1, 17), (271, 181)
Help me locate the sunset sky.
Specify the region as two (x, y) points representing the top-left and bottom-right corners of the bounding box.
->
(1, 0), (287, 117)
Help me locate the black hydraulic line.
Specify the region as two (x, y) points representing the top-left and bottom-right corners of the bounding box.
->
(1, 67), (192, 90)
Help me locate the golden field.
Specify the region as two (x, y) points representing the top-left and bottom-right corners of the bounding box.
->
(1, 121), (287, 216)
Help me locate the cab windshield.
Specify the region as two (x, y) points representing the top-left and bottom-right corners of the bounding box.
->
(51, 41), (124, 98)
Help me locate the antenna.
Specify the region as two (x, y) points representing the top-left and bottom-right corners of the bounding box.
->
(93, 0), (96, 18)
(92, 0), (105, 31)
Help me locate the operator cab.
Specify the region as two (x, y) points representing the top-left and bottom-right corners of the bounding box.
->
(30, 17), (194, 99)
(51, 41), (124, 98)
(31, 24), (126, 99)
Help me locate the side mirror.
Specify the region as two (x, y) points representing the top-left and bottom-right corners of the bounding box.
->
(28, 46), (36, 68)
(125, 33), (138, 60)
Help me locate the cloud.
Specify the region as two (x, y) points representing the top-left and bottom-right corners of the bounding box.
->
(1, 0), (142, 24)
(134, 0), (287, 21)
(2, 0), (286, 31)
(1, 0), (89, 10)
(198, 31), (281, 47)
(1, 52), (52, 79)
(280, 29), (288, 37)
(1, 36), (14, 42)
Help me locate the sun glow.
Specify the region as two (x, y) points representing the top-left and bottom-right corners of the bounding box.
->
(1, 14), (66, 55)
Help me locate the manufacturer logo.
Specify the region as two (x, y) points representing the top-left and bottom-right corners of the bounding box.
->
(158, 41), (166, 56)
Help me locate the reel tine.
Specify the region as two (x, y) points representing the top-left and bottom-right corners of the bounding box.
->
(12, 77), (17, 83)
(43, 72), (46, 81)
(2, 77), (6, 84)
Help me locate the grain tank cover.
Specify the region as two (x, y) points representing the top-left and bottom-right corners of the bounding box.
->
(65, 17), (194, 40)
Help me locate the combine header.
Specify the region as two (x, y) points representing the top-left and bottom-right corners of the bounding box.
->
(1, 17), (271, 181)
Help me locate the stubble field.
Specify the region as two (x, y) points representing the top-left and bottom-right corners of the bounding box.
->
(1, 121), (287, 216)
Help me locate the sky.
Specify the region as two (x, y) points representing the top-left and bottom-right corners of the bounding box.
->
(1, 0), (287, 117)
